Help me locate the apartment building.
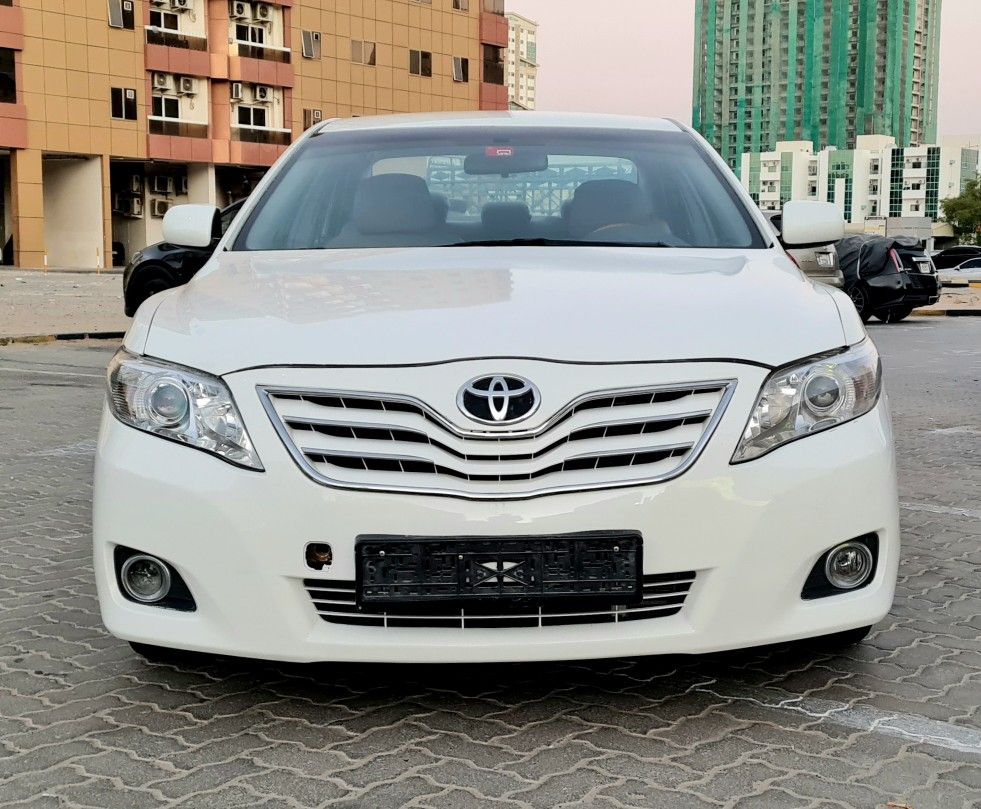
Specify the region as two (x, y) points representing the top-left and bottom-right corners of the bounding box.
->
(504, 11), (535, 110)
(741, 135), (980, 227)
(0, 0), (509, 269)
(693, 0), (942, 172)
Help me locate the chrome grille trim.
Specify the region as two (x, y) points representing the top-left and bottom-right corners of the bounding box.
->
(303, 571), (696, 628)
(259, 380), (736, 500)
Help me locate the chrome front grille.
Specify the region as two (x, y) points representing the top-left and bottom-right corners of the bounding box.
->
(260, 380), (735, 499)
(303, 571), (696, 628)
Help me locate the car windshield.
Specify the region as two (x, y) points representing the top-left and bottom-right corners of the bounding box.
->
(234, 126), (766, 251)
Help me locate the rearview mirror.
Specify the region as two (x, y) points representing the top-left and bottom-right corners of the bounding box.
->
(464, 147), (548, 176)
(162, 204), (221, 248)
(779, 201), (844, 248)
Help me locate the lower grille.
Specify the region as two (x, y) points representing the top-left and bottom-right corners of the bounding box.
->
(303, 571), (695, 628)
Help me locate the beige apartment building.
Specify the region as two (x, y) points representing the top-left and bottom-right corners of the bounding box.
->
(504, 10), (534, 110)
(0, 0), (509, 269)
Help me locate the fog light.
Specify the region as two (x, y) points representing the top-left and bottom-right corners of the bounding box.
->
(120, 554), (172, 603)
(824, 541), (874, 590)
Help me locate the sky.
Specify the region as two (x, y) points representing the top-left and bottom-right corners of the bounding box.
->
(510, 0), (981, 138)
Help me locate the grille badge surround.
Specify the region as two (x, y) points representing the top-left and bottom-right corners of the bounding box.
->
(457, 374), (540, 426)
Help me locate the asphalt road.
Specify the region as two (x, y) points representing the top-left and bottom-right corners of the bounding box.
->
(0, 320), (979, 808)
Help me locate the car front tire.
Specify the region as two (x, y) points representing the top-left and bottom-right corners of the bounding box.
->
(126, 268), (175, 316)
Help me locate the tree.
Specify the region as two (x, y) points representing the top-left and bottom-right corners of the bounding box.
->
(941, 176), (981, 245)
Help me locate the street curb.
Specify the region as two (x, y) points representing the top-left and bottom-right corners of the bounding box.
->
(911, 309), (981, 318)
(0, 268), (124, 276)
(0, 331), (126, 347)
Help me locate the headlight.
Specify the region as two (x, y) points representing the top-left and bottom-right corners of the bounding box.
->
(107, 349), (262, 470)
(732, 338), (881, 463)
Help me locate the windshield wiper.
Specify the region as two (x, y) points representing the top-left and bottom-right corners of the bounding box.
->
(441, 238), (676, 248)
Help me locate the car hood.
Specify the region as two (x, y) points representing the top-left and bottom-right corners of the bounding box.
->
(137, 247), (847, 374)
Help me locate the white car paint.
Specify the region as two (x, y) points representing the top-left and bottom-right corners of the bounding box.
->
(96, 112), (897, 663)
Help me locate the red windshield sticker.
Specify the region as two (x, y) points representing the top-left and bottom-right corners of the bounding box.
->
(485, 146), (513, 158)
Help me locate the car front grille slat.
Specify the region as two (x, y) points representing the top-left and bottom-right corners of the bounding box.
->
(261, 381), (735, 499)
(302, 572), (695, 629)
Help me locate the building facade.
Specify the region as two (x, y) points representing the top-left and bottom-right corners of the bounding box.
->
(0, 0), (509, 269)
(504, 11), (536, 110)
(693, 0), (942, 172)
(741, 135), (980, 227)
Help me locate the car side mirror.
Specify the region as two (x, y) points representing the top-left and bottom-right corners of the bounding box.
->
(779, 201), (844, 248)
(162, 204), (221, 248)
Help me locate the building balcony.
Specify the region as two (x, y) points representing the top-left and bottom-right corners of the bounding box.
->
(231, 124), (291, 146)
(148, 117), (209, 138)
(146, 27), (208, 51)
(231, 41), (291, 64)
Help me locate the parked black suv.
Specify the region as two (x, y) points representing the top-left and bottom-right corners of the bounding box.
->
(837, 235), (941, 323)
(931, 245), (981, 270)
(122, 200), (243, 316)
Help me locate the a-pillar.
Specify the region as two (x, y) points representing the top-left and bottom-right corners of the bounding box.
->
(10, 149), (44, 269)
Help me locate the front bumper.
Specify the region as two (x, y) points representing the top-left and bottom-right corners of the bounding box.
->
(94, 363), (899, 665)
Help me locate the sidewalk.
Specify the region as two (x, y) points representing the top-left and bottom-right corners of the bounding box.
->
(0, 270), (129, 341)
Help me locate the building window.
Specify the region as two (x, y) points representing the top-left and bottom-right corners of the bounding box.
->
(483, 0), (504, 13)
(237, 105), (267, 128)
(110, 87), (137, 120)
(149, 10), (180, 31)
(409, 49), (432, 77)
(482, 44), (504, 84)
(0, 48), (14, 104)
(452, 57), (469, 82)
(151, 94), (180, 119)
(453, 0), (469, 9)
(351, 40), (376, 66)
(235, 23), (265, 45)
(107, 0), (135, 30)
(301, 30), (322, 59)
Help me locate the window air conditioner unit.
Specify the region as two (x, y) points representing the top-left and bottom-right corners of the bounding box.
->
(177, 76), (196, 95)
(151, 199), (171, 218)
(254, 2), (272, 21)
(129, 175), (143, 193)
(230, 81), (244, 101)
(152, 176), (174, 195)
(152, 72), (172, 91)
(230, 1), (250, 19)
(253, 84), (271, 103)
(170, 0), (190, 10)
(303, 108), (323, 129)
(116, 195), (143, 218)
(150, 0), (168, 6)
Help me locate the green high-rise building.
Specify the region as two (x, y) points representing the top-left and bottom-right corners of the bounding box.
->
(693, 0), (942, 172)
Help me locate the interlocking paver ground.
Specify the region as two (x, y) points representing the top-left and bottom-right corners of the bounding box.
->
(0, 320), (978, 808)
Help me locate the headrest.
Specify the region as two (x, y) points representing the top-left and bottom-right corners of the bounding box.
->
(430, 193), (450, 223)
(353, 174), (438, 234)
(481, 202), (532, 233)
(566, 179), (652, 238)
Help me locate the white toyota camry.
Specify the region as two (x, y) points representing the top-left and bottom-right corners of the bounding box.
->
(94, 113), (899, 664)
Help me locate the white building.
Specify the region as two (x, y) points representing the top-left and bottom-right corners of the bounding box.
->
(506, 13), (538, 111)
(741, 135), (980, 228)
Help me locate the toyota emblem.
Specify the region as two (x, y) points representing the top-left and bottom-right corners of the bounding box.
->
(457, 375), (540, 425)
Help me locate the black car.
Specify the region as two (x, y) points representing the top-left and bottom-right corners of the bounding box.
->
(837, 235), (941, 323)
(931, 244), (981, 270)
(122, 200), (243, 316)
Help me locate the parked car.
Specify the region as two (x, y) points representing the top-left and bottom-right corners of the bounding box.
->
(931, 244), (981, 270)
(837, 235), (940, 323)
(122, 200), (243, 316)
(939, 256), (981, 285)
(765, 211), (844, 287)
(95, 113), (897, 665)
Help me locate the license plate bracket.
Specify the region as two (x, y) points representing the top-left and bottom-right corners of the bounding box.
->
(355, 531), (642, 608)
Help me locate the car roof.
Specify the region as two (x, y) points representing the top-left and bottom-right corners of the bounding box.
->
(313, 111), (686, 135)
